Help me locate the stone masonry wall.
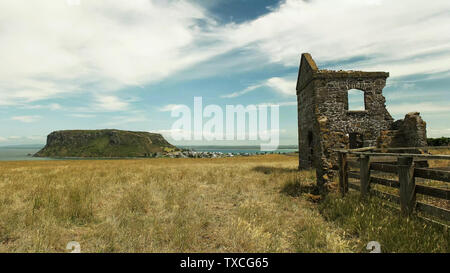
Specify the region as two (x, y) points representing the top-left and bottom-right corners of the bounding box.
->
(297, 80), (316, 169)
(314, 76), (393, 147)
(297, 53), (396, 186)
(314, 75), (394, 184)
(377, 112), (427, 149)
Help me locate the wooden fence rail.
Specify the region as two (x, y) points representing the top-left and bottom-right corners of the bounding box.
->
(337, 148), (450, 222)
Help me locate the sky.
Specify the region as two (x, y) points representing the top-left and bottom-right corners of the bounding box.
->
(0, 0), (449, 146)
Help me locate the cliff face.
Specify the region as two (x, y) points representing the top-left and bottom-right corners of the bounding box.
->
(34, 129), (178, 158)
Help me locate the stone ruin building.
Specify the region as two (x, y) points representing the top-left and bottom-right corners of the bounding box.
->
(296, 53), (427, 185)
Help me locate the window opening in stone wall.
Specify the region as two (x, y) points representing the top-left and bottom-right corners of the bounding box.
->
(347, 89), (365, 110)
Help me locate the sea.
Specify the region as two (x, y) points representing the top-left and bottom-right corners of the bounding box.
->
(0, 145), (53, 161)
(0, 145), (298, 161)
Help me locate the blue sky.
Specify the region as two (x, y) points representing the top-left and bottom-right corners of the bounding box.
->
(0, 0), (449, 146)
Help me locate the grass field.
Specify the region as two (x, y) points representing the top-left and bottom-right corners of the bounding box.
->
(0, 154), (448, 252)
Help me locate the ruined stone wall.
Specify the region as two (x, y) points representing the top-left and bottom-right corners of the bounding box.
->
(297, 53), (318, 170)
(314, 75), (393, 146)
(296, 53), (400, 185)
(296, 53), (430, 187)
(399, 112), (427, 147)
(377, 112), (427, 149)
(298, 75), (392, 180)
(297, 80), (317, 169)
(312, 75), (394, 184)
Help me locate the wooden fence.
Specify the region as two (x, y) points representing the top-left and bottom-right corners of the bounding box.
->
(336, 146), (450, 222)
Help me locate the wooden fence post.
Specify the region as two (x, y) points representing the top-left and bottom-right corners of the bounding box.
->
(338, 152), (348, 196)
(360, 155), (370, 197)
(398, 156), (416, 216)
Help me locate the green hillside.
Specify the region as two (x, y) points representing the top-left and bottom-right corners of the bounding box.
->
(34, 129), (178, 158)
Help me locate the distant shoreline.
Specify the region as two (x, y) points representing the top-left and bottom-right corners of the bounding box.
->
(0, 144), (298, 149)
(0, 145), (298, 161)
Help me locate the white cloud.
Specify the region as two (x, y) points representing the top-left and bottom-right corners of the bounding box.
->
(27, 135), (46, 141)
(0, 0), (221, 105)
(1, 0), (450, 108)
(387, 102), (450, 115)
(159, 104), (186, 112)
(221, 76), (296, 98)
(93, 95), (129, 111)
(48, 103), (62, 110)
(385, 90), (448, 101)
(266, 77), (296, 96)
(428, 128), (450, 138)
(25, 103), (62, 110)
(11, 115), (41, 123)
(220, 84), (264, 98)
(69, 113), (96, 118)
(104, 115), (148, 126)
(258, 101), (297, 107)
(0, 135), (46, 143)
(217, 0), (450, 77)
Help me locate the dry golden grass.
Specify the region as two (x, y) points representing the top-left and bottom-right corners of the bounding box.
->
(0, 155), (352, 253)
(428, 148), (450, 169)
